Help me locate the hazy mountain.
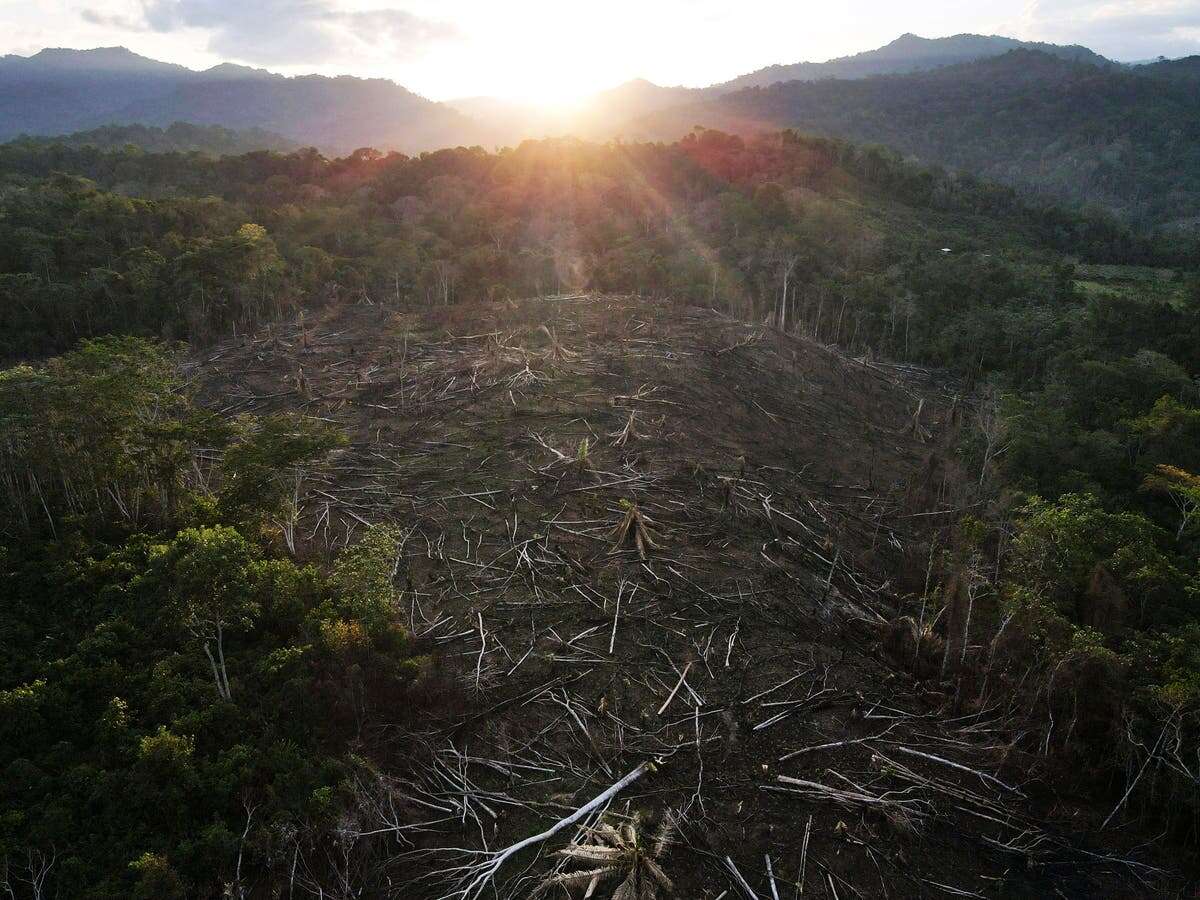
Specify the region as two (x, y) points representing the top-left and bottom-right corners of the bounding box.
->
(0, 34), (1115, 156)
(1138, 55), (1200, 82)
(716, 32), (1111, 91)
(631, 50), (1200, 226)
(0, 47), (478, 154)
(443, 96), (565, 145)
(110, 71), (476, 155)
(586, 78), (702, 121)
(448, 78), (705, 146)
(0, 47), (198, 139)
(444, 33), (1113, 145)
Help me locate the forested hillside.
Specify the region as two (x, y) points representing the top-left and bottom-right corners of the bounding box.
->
(2, 122), (296, 155)
(2, 132), (1199, 897)
(2, 130), (1190, 360)
(635, 51), (1200, 227)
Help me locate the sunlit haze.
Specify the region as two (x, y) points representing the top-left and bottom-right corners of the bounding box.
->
(2, 0), (1199, 103)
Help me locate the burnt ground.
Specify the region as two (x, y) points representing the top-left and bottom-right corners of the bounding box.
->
(190, 295), (1180, 899)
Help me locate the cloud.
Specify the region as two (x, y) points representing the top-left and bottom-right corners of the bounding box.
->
(1023, 0), (1200, 58)
(135, 0), (457, 66)
(81, 8), (146, 30)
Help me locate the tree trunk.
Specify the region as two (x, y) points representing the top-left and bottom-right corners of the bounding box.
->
(215, 624), (232, 700)
(203, 642), (227, 700)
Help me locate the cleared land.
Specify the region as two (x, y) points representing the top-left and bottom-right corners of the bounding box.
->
(190, 294), (1176, 898)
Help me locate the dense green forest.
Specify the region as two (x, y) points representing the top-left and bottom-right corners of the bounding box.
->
(2, 122), (296, 157)
(0, 339), (434, 897)
(2, 132), (1199, 895)
(2, 129), (1193, 362)
(637, 50), (1200, 229)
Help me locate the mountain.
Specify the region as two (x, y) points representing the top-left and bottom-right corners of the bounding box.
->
(0, 47), (197, 140)
(633, 50), (1200, 226)
(3, 36), (1191, 219)
(447, 33), (1113, 145)
(108, 71), (475, 155)
(443, 96), (565, 145)
(0, 47), (478, 154)
(584, 78), (702, 121)
(446, 33), (1118, 149)
(1139, 54), (1200, 82)
(448, 78), (705, 146)
(0, 34), (1114, 157)
(717, 32), (1112, 91)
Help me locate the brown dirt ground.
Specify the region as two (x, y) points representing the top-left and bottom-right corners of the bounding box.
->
(190, 295), (1179, 899)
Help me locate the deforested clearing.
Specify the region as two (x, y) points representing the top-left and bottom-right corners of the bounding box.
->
(188, 292), (1177, 898)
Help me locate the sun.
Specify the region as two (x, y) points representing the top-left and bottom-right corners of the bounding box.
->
(427, 6), (634, 109)
(486, 54), (615, 110)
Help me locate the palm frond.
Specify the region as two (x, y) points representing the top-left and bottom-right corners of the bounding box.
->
(537, 810), (675, 898)
(643, 857), (674, 891)
(612, 870), (640, 900)
(558, 844), (626, 862)
(651, 814), (676, 859)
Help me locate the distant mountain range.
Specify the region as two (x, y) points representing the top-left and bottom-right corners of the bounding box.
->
(0, 33), (1122, 153)
(713, 32), (1112, 91)
(0, 46), (474, 154)
(626, 50), (1200, 226)
(2, 34), (1197, 225)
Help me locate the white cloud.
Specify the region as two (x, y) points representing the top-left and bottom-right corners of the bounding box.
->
(80, 7), (144, 29)
(1022, 0), (1200, 58)
(134, 0), (457, 66)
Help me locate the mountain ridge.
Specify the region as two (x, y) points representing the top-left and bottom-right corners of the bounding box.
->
(715, 31), (1113, 91)
(0, 33), (1117, 153)
(0, 46), (476, 154)
(626, 49), (1200, 226)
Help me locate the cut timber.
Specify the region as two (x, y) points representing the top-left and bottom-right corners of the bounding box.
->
(454, 759), (659, 899)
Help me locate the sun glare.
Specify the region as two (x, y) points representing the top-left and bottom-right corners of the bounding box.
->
(483, 55), (613, 109)
(417, 6), (639, 108)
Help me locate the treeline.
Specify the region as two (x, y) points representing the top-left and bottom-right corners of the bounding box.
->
(2, 122), (296, 157)
(0, 338), (434, 897)
(1, 130), (1193, 362)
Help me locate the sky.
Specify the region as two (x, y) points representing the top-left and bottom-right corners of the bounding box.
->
(1, 0), (1199, 103)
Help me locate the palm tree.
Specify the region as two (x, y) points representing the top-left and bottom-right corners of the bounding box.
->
(536, 813), (675, 899)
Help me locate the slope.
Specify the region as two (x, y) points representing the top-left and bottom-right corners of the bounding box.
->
(635, 50), (1200, 226)
(0, 46), (197, 141)
(1, 121), (297, 155)
(188, 293), (1182, 898)
(0, 47), (479, 154)
(111, 71), (477, 156)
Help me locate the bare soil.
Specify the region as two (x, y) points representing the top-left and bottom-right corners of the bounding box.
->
(190, 295), (1178, 899)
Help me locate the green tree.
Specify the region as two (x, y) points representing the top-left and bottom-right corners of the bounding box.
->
(1142, 465), (1200, 540)
(156, 527), (262, 701)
